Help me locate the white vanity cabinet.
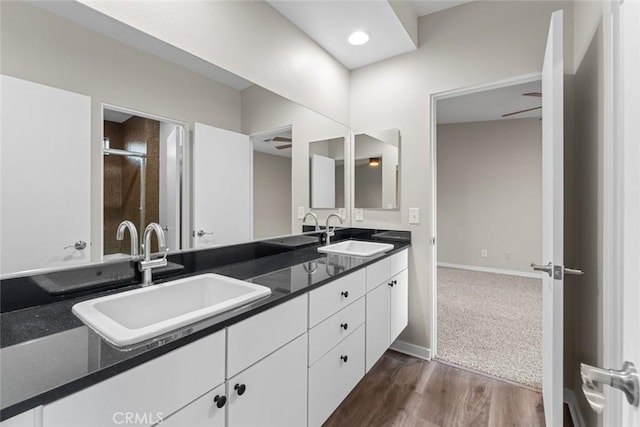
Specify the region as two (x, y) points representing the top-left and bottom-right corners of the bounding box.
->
(307, 269), (367, 427)
(365, 249), (409, 372)
(225, 296), (308, 427)
(42, 329), (226, 427)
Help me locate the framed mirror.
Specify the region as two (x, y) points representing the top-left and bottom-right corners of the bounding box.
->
(309, 137), (346, 209)
(354, 129), (400, 210)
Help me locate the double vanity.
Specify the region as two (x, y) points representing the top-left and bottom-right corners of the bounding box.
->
(0, 229), (410, 427)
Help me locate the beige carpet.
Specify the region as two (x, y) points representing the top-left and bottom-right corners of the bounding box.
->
(437, 267), (542, 389)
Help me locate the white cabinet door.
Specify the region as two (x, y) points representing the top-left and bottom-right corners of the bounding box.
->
(0, 409), (37, 427)
(157, 384), (225, 427)
(365, 282), (390, 372)
(0, 75), (91, 274)
(390, 269), (409, 343)
(192, 123), (252, 247)
(227, 333), (307, 427)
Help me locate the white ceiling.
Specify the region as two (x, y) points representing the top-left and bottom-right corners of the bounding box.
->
(103, 109), (133, 123)
(252, 129), (293, 158)
(267, 1), (474, 70)
(437, 80), (543, 124)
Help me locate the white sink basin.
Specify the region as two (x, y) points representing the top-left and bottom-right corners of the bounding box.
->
(72, 274), (271, 347)
(317, 240), (394, 257)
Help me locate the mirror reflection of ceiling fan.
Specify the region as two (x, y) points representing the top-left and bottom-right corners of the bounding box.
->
(263, 136), (292, 150)
(501, 92), (542, 118)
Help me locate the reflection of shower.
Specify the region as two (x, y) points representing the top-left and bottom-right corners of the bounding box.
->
(103, 138), (147, 234)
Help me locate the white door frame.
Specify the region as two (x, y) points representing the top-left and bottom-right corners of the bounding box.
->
(427, 72), (542, 358)
(100, 103), (190, 258)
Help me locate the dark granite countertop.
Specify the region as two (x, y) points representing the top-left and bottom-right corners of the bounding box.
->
(0, 229), (410, 421)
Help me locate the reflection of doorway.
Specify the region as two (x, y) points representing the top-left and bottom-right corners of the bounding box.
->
(102, 106), (184, 258)
(250, 126), (293, 239)
(430, 77), (544, 389)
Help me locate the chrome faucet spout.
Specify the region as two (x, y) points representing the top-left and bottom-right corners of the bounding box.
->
(324, 214), (344, 246)
(302, 212), (320, 231)
(139, 222), (168, 286)
(116, 220), (139, 256)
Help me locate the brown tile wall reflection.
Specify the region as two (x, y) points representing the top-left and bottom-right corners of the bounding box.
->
(103, 116), (160, 255)
(103, 120), (124, 255)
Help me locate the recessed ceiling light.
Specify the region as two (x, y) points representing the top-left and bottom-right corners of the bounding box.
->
(348, 31), (370, 46)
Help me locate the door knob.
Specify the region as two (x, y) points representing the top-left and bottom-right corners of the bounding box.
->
(531, 262), (584, 279)
(193, 230), (214, 237)
(581, 361), (639, 413)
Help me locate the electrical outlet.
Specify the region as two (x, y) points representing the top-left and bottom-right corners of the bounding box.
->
(298, 207), (306, 220)
(505, 252), (511, 260)
(481, 249), (488, 258)
(409, 207), (420, 224)
(355, 209), (364, 221)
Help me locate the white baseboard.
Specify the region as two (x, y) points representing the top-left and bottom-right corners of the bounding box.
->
(390, 340), (432, 361)
(564, 388), (586, 427)
(437, 262), (541, 279)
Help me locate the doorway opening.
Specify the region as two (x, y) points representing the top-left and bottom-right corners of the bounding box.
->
(102, 106), (185, 258)
(430, 75), (544, 389)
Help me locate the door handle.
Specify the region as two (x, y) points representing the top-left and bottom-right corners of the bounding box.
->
(530, 262), (553, 277)
(64, 241), (87, 250)
(580, 361), (639, 413)
(193, 230), (214, 238)
(531, 262), (584, 279)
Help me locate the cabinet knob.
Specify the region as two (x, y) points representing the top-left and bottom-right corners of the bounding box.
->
(341, 291), (349, 298)
(341, 322), (348, 330)
(234, 383), (247, 396)
(388, 281), (394, 287)
(393, 280), (397, 285)
(213, 395), (227, 408)
(341, 355), (348, 363)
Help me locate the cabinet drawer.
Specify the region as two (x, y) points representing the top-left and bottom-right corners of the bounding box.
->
(157, 384), (225, 427)
(308, 297), (365, 366)
(43, 330), (225, 427)
(365, 258), (390, 292)
(389, 249), (408, 277)
(227, 295), (307, 378)
(308, 325), (365, 427)
(308, 269), (365, 327)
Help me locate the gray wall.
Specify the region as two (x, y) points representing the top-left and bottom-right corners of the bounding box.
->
(253, 152), (292, 239)
(437, 119), (542, 273)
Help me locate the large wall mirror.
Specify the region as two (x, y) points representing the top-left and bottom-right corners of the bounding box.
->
(354, 129), (400, 210)
(0, 1), (350, 276)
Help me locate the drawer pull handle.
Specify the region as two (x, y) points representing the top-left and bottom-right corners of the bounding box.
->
(341, 355), (349, 363)
(341, 291), (349, 298)
(213, 395), (227, 408)
(341, 322), (349, 330)
(234, 383), (247, 396)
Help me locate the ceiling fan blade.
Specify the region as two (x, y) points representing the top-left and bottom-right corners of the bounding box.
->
(523, 92), (542, 97)
(275, 144), (292, 150)
(272, 136), (292, 143)
(501, 106), (542, 117)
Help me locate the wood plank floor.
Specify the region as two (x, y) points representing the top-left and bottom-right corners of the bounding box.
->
(323, 350), (546, 427)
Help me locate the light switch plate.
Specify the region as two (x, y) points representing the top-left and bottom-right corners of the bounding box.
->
(355, 209), (364, 221)
(298, 207), (306, 220)
(409, 207), (420, 224)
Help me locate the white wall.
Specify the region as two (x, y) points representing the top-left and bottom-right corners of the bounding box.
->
(349, 0), (573, 349)
(253, 152), (292, 239)
(0, 1), (243, 261)
(241, 85), (350, 232)
(75, 0), (350, 124)
(436, 119), (542, 273)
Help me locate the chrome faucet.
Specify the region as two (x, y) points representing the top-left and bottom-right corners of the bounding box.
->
(324, 214), (344, 246)
(139, 223), (168, 286)
(116, 220), (139, 256)
(302, 212), (320, 231)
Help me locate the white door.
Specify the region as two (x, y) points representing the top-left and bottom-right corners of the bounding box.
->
(310, 154), (336, 208)
(621, 0), (640, 424)
(159, 123), (182, 252)
(0, 75), (91, 274)
(537, 10), (565, 427)
(193, 123), (251, 248)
